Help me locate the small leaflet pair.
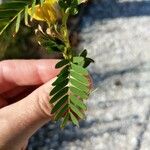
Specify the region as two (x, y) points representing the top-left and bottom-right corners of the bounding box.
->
(49, 50), (94, 128)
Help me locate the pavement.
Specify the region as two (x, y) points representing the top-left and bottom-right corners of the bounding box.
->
(28, 0), (150, 149)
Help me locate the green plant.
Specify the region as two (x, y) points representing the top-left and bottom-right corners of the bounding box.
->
(0, 0), (94, 128)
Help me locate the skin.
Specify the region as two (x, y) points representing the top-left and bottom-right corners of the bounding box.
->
(0, 59), (60, 150)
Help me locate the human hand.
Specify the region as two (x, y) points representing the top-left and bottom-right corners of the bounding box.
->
(0, 59), (60, 150)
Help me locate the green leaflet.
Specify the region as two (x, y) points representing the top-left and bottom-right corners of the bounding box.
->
(84, 58), (95, 68)
(70, 78), (89, 93)
(80, 49), (87, 57)
(24, 5), (29, 26)
(50, 87), (69, 103)
(70, 95), (87, 110)
(15, 12), (21, 33)
(70, 112), (79, 127)
(54, 104), (68, 121)
(51, 95), (68, 114)
(55, 59), (69, 68)
(31, 0), (36, 17)
(52, 70), (69, 86)
(70, 70), (89, 85)
(70, 103), (84, 119)
(61, 113), (70, 128)
(73, 56), (84, 66)
(50, 57), (91, 128)
(80, 49), (95, 68)
(59, 65), (69, 75)
(50, 78), (69, 96)
(71, 63), (88, 75)
(70, 86), (88, 99)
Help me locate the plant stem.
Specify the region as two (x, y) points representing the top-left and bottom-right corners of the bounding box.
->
(62, 12), (72, 60)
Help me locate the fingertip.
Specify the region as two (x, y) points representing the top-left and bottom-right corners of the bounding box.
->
(36, 59), (60, 83)
(0, 59), (60, 93)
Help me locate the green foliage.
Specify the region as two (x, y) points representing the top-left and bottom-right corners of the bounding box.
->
(49, 56), (92, 128)
(80, 49), (95, 67)
(55, 59), (69, 68)
(59, 0), (79, 15)
(58, 0), (86, 15)
(39, 36), (65, 54)
(0, 0), (42, 35)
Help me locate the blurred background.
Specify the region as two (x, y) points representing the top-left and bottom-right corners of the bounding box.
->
(1, 0), (150, 149)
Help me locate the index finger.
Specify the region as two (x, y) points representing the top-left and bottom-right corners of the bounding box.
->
(0, 59), (59, 94)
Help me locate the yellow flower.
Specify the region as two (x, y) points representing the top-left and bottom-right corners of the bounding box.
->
(28, 0), (61, 24)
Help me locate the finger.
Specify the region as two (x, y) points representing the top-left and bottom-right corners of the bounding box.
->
(1, 86), (27, 99)
(0, 97), (8, 108)
(1, 86), (38, 103)
(0, 78), (56, 150)
(21, 140), (28, 150)
(0, 59), (59, 94)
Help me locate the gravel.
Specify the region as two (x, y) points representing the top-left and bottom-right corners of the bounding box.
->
(28, 0), (150, 149)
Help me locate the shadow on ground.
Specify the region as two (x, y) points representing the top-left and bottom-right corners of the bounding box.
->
(85, 0), (150, 19)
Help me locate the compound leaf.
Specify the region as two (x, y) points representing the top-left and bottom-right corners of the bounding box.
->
(50, 56), (91, 128)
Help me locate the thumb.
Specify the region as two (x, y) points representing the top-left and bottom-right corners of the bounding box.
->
(0, 78), (56, 150)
